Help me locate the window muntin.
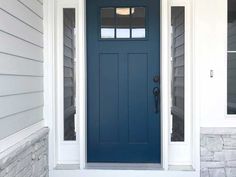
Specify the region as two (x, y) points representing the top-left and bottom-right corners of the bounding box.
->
(100, 7), (146, 39)
(227, 0), (236, 114)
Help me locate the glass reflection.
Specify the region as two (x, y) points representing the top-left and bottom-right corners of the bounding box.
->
(131, 7), (145, 38)
(101, 8), (115, 38)
(116, 8), (130, 38)
(101, 28), (115, 39)
(171, 7), (185, 142)
(228, 53), (236, 114)
(100, 7), (146, 39)
(63, 9), (76, 141)
(228, 0), (236, 51)
(132, 28), (145, 38)
(228, 0), (236, 114)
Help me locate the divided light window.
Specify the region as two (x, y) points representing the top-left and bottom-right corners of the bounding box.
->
(100, 7), (146, 39)
(227, 0), (236, 114)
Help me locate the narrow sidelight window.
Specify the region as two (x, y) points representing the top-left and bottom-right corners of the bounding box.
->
(171, 7), (185, 142)
(63, 9), (76, 140)
(227, 0), (236, 114)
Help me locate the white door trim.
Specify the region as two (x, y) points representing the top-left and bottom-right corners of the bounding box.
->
(160, 0), (170, 170)
(77, 0), (87, 169)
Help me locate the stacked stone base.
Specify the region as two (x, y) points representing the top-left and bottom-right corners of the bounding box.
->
(0, 128), (49, 177)
(201, 128), (236, 177)
(2, 126), (236, 177)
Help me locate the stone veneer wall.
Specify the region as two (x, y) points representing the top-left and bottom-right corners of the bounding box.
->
(0, 128), (49, 177)
(201, 128), (236, 177)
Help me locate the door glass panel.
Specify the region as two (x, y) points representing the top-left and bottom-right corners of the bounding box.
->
(100, 7), (146, 39)
(116, 8), (130, 38)
(131, 7), (146, 38)
(101, 8), (115, 38)
(63, 9), (76, 141)
(228, 0), (236, 114)
(171, 7), (185, 142)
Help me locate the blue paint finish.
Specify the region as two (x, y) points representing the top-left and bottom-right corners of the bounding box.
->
(87, 0), (160, 163)
(99, 54), (119, 143)
(128, 53), (148, 143)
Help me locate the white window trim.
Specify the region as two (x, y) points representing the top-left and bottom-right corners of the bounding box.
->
(168, 1), (193, 166)
(44, 0), (200, 173)
(44, 0), (81, 168)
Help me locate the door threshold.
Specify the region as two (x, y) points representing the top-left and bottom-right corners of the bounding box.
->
(86, 163), (162, 170)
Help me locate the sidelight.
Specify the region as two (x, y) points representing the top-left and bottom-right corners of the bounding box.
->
(227, 0), (236, 114)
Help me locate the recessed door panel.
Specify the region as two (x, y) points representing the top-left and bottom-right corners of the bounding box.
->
(128, 53), (148, 144)
(99, 53), (119, 143)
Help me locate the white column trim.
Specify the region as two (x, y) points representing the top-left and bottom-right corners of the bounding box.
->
(160, 0), (170, 170)
(78, 0), (87, 169)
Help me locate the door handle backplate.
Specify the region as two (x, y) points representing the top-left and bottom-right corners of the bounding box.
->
(153, 87), (160, 114)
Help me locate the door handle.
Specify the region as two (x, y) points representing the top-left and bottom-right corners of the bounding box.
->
(153, 87), (160, 113)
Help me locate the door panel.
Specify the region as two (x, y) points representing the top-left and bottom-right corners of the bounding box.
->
(128, 53), (148, 143)
(87, 0), (160, 163)
(99, 53), (119, 143)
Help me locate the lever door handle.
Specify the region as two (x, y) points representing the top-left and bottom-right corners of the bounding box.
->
(153, 87), (160, 113)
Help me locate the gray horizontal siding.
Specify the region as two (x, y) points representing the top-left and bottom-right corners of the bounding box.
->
(0, 0), (43, 33)
(0, 0), (43, 139)
(18, 0), (43, 19)
(0, 107), (43, 140)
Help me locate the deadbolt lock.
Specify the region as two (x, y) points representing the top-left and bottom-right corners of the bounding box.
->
(153, 75), (160, 83)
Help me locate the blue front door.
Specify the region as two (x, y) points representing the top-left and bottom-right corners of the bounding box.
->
(87, 0), (160, 163)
